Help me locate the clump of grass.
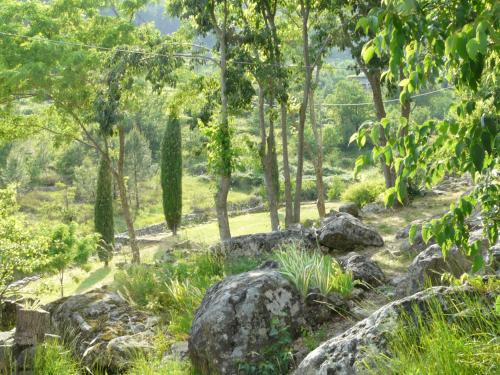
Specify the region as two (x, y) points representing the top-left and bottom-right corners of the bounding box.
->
(126, 357), (195, 375)
(364, 293), (500, 374)
(275, 243), (354, 297)
(33, 339), (80, 375)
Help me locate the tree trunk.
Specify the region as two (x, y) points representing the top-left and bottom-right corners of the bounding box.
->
(15, 306), (50, 347)
(365, 70), (396, 188)
(280, 101), (293, 227)
(293, 1), (312, 224)
(215, 13), (232, 241)
(258, 87), (280, 231)
(134, 164), (140, 211)
(309, 67), (326, 218)
(117, 126), (140, 263)
(59, 270), (64, 298)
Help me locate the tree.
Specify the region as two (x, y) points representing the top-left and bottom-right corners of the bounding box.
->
(125, 126), (153, 211)
(361, 0), (498, 267)
(161, 114), (183, 235)
(0, 185), (46, 299)
(46, 223), (97, 297)
(94, 154), (114, 266)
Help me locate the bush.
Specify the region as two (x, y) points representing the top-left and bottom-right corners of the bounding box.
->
(300, 179), (318, 201)
(340, 179), (385, 207)
(327, 176), (347, 200)
(275, 243), (354, 297)
(364, 292), (500, 375)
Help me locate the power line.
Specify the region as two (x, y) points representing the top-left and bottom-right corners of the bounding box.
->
(0, 30), (355, 71)
(320, 87), (453, 107)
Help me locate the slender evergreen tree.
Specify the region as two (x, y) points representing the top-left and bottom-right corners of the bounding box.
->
(94, 155), (114, 266)
(161, 114), (182, 235)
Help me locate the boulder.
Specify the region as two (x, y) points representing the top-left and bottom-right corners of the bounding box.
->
(189, 269), (305, 375)
(401, 244), (471, 296)
(0, 329), (14, 373)
(361, 202), (385, 215)
(45, 287), (158, 372)
(338, 202), (360, 218)
(212, 227), (316, 259)
(304, 290), (347, 327)
(294, 286), (485, 375)
(339, 252), (385, 288)
(318, 213), (384, 252)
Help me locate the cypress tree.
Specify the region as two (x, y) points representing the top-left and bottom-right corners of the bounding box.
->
(161, 114), (182, 235)
(94, 155), (114, 266)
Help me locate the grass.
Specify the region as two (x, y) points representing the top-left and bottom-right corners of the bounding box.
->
(364, 291), (500, 375)
(275, 243), (354, 298)
(31, 339), (80, 375)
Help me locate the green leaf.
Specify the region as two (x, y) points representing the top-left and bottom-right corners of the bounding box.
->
(470, 143), (485, 171)
(354, 155), (368, 178)
(409, 224), (418, 244)
(362, 45), (376, 64)
(496, 295), (500, 316)
(384, 188), (396, 208)
(422, 224), (432, 244)
(370, 126), (380, 145)
(466, 38), (481, 60)
(349, 132), (358, 145)
(472, 255), (484, 272)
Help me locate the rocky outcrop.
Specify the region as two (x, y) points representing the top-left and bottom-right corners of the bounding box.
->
(212, 227), (316, 258)
(400, 244), (471, 296)
(338, 203), (360, 218)
(339, 252), (385, 288)
(361, 202), (385, 215)
(45, 287), (158, 372)
(189, 268), (305, 375)
(294, 286), (485, 375)
(318, 213), (384, 252)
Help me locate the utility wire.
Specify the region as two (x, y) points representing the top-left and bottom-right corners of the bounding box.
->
(0, 31), (355, 70)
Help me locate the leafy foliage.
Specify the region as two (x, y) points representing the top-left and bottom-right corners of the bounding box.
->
(341, 179), (385, 208)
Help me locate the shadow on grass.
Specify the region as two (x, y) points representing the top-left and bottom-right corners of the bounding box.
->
(75, 266), (112, 294)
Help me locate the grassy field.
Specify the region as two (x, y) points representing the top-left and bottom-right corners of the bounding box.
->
(21, 190), (461, 305)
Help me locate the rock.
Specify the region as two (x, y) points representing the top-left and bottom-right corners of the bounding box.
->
(45, 287), (158, 372)
(401, 244), (471, 296)
(317, 213), (384, 252)
(212, 227), (316, 259)
(294, 286), (484, 375)
(304, 290), (347, 327)
(189, 269), (305, 375)
(361, 203), (385, 215)
(338, 202), (360, 218)
(339, 252), (385, 288)
(163, 341), (189, 362)
(0, 300), (19, 331)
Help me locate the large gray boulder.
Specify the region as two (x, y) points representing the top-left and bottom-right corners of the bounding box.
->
(338, 202), (360, 218)
(339, 252), (385, 288)
(318, 213), (384, 252)
(294, 286), (486, 375)
(212, 227), (316, 259)
(45, 287), (158, 372)
(189, 268), (305, 375)
(401, 244), (471, 296)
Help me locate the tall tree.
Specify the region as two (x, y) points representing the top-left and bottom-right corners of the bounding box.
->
(161, 114), (182, 235)
(94, 154), (114, 266)
(125, 126), (153, 211)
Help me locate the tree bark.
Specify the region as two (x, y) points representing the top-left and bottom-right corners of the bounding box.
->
(117, 126), (140, 263)
(15, 307), (50, 346)
(293, 0), (312, 223)
(280, 101), (293, 227)
(365, 70), (396, 188)
(258, 87), (280, 231)
(215, 2), (232, 241)
(309, 67), (326, 218)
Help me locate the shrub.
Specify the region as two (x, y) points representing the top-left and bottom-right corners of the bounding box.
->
(327, 176), (347, 200)
(300, 179), (318, 201)
(340, 179), (385, 207)
(275, 243), (354, 297)
(364, 293), (500, 375)
(94, 155), (114, 266)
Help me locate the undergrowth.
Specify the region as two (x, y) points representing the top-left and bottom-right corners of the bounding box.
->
(364, 290), (500, 375)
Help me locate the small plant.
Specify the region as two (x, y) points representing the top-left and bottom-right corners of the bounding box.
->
(301, 326), (328, 352)
(327, 176), (347, 200)
(238, 318), (294, 375)
(340, 179), (385, 207)
(275, 243), (354, 297)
